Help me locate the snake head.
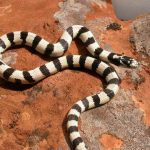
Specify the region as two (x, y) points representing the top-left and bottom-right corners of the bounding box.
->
(120, 56), (139, 68)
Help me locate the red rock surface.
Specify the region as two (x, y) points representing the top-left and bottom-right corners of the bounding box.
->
(0, 0), (149, 150)
(100, 134), (123, 150)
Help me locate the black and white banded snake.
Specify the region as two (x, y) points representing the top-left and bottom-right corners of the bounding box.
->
(0, 25), (138, 150)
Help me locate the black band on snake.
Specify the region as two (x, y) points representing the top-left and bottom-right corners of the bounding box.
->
(0, 25), (138, 150)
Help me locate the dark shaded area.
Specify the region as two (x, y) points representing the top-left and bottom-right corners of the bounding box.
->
(106, 22), (122, 30)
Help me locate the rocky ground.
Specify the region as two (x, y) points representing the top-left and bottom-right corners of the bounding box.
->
(0, 0), (150, 150)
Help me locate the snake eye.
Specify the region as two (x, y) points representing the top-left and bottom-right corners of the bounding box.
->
(120, 56), (130, 67)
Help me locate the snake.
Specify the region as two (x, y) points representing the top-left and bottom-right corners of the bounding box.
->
(0, 25), (138, 150)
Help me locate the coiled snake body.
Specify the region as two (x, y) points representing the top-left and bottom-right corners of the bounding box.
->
(0, 25), (138, 150)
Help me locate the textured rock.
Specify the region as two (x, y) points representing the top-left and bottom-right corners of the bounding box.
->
(54, 0), (107, 29)
(0, 4), (12, 17)
(130, 14), (150, 56)
(80, 90), (150, 150)
(1, 52), (18, 65)
(0, 1), (149, 150)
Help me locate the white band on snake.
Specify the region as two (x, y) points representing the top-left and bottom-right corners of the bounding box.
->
(0, 25), (138, 150)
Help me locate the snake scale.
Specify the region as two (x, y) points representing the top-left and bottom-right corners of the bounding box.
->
(0, 25), (138, 150)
